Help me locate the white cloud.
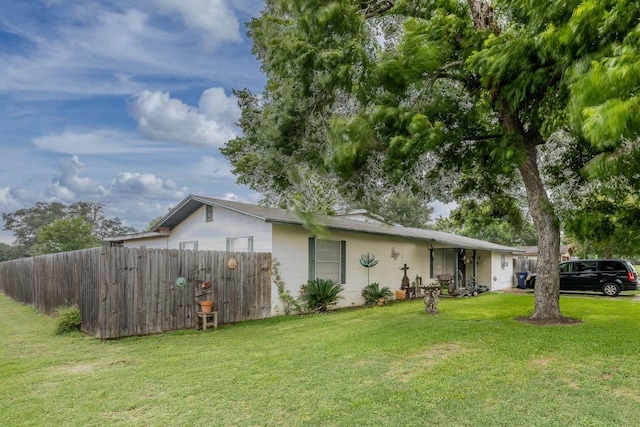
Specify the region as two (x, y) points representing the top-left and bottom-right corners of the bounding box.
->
(431, 200), (457, 219)
(0, 187), (22, 211)
(128, 89), (240, 147)
(49, 156), (109, 196)
(0, 2), (258, 99)
(33, 130), (177, 155)
(110, 171), (187, 199)
(44, 182), (77, 202)
(190, 155), (233, 178)
(154, 0), (242, 48)
(199, 87), (241, 125)
(222, 192), (241, 201)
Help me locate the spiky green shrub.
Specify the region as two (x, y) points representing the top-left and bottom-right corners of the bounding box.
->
(361, 282), (393, 306)
(299, 278), (344, 313)
(54, 305), (82, 334)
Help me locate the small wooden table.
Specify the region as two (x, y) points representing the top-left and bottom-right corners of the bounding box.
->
(196, 311), (218, 331)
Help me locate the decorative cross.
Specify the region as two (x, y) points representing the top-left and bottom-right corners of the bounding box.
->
(399, 264), (410, 276)
(400, 264), (410, 290)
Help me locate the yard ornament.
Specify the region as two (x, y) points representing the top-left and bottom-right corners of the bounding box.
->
(360, 253), (378, 286)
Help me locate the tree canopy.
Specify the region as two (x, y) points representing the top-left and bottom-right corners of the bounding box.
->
(224, 0), (640, 321)
(31, 217), (102, 255)
(2, 201), (137, 257)
(434, 198), (537, 246)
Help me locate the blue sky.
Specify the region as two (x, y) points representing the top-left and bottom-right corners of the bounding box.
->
(0, 0), (267, 243)
(0, 0), (456, 244)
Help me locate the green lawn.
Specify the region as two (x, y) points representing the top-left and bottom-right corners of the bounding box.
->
(2, 291), (640, 427)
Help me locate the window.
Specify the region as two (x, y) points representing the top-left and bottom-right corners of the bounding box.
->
(572, 261), (596, 272)
(431, 248), (456, 278)
(226, 236), (253, 252)
(309, 238), (346, 284)
(600, 260), (624, 271)
(180, 241), (198, 251)
(205, 205), (213, 222)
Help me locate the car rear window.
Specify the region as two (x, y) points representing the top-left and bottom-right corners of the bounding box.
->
(600, 261), (626, 271)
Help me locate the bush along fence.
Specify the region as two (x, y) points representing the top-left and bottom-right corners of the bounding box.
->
(0, 247), (272, 339)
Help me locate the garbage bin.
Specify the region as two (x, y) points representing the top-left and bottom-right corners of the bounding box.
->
(515, 272), (528, 289)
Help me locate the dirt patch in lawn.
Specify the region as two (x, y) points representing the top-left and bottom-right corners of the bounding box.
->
(515, 316), (583, 326)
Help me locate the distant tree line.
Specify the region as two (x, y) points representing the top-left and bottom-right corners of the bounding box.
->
(1, 201), (137, 260)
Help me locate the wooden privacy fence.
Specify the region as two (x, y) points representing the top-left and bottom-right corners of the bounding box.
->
(513, 257), (538, 274)
(0, 247), (272, 339)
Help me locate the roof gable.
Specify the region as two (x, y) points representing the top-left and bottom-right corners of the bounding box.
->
(112, 194), (521, 253)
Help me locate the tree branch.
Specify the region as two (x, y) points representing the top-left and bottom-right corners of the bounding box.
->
(465, 134), (503, 141)
(359, 0), (395, 18)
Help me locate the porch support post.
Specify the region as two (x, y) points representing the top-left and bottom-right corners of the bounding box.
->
(473, 250), (477, 280)
(454, 250), (459, 288)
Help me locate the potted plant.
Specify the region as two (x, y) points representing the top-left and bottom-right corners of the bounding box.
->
(199, 281), (214, 313)
(199, 300), (214, 313)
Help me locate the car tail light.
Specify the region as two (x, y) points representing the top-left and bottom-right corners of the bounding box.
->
(628, 272), (635, 282)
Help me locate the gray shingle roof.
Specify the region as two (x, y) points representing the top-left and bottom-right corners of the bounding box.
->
(138, 195), (521, 253)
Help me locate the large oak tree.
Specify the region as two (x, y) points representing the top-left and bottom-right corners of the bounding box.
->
(223, 0), (640, 321)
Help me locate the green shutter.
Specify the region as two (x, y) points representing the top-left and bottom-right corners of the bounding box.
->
(308, 237), (315, 281)
(430, 248), (434, 279)
(340, 240), (346, 284)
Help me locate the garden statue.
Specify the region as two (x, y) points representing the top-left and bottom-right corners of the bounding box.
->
(422, 282), (441, 315)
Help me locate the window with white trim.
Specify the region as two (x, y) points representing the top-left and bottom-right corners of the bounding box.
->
(179, 241), (198, 251)
(226, 236), (253, 252)
(205, 205), (213, 222)
(309, 238), (346, 284)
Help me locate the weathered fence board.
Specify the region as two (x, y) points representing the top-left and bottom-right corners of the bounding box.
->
(0, 247), (271, 339)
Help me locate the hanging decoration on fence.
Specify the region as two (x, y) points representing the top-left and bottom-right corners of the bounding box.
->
(227, 258), (238, 270)
(175, 276), (187, 287)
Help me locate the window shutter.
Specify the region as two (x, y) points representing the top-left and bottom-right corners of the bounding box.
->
(308, 237), (315, 281)
(429, 248), (434, 278)
(340, 240), (346, 284)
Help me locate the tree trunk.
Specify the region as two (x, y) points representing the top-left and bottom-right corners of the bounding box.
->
(519, 140), (563, 321)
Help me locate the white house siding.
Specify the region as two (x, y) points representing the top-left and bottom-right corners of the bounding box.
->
(122, 236), (169, 249)
(490, 252), (514, 290)
(165, 205), (273, 252)
(271, 223), (430, 311)
(474, 250), (493, 288)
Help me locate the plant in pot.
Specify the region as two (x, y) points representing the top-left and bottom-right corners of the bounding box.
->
(199, 281), (214, 313)
(362, 282), (393, 306)
(199, 300), (214, 313)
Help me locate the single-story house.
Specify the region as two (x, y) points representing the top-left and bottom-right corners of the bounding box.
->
(106, 195), (523, 314)
(512, 244), (575, 274)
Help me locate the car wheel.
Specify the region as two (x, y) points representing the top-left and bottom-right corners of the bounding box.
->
(602, 283), (620, 297)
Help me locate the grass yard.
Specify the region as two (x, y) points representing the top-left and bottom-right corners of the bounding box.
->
(1, 291), (640, 427)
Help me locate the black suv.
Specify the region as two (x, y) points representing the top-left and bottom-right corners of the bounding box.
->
(525, 259), (639, 296)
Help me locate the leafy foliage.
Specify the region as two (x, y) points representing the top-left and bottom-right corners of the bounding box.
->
(361, 282), (393, 306)
(54, 306), (82, 334)
(226, 0), (640, 321)
(272, 258), (302, 315)
(434, 198), (537, 246)
(2, 201), (136, 255)
(0, 243), (26, 261)
(299, 278), (344, 313)
(31, 217), (102, 255)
